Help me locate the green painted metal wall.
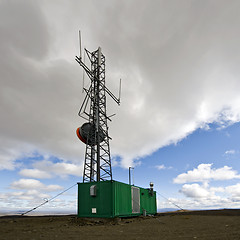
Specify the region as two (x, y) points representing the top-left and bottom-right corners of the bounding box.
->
(78, 181), (114, 218)
(78, 180), (156, 218)
(140, 188), (157, 215)
(113, 181), (132, 217)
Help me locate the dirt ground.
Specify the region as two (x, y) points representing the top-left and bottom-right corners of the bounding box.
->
(1, 209), (240, 240)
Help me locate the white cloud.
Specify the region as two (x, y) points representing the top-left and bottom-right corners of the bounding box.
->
(156, 164), (172, 170)
(19, 169), (52, 179)
(11, 179), (43, 189)
(224, 150), (236, 155)
(0, 142), (34, 170)
(19, 157), (84, 179)
(180, 183), (211, 198)
(226, 183), (240, 198)
(0, 190), (50, 202)
(156, 164), (166, 170)
(0, 177), (77, 211)
(11, 178), (63, 192)
(169, 164), (240, 210)
(210, 187), (225, 193)
(159, 181), (240, 210)
(0, 189), (77, 212)
(174, 164), (240, 184)
(176, 182), (240, 208)
(33, 160), (83, 178)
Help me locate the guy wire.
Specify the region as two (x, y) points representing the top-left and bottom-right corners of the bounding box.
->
(21, 183), (77, 216)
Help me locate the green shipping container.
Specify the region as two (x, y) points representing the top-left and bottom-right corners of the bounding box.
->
(78, 180), (157, 218)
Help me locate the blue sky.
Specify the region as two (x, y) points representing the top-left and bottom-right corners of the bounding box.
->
(1, 0), (240, 214)
(1, 122), (240, 213)
(114, 122), (240, 210)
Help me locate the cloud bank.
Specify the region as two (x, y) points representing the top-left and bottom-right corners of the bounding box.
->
(169, 164), (240, 210)
(174, 163), (240, 184)
(1, 0), (240, 171)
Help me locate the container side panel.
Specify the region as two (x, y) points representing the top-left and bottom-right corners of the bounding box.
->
(114, 181), (132, 217)
(140, 188), (157, 215)
(78, 181), (113, 218)
(98, 181), (113, 217)
(78, 181), (156, 218)
(78, 183), (90, 216)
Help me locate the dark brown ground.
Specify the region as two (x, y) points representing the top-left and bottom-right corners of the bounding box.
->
(1, 209), (240, 240)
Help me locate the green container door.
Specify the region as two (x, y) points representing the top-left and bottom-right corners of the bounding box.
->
(78, 180), (157, 218)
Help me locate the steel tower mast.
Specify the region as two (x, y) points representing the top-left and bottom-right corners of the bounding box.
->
(75, 44), (120, 182)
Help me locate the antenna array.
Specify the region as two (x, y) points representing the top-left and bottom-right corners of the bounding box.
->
(75, 32), (120, 182)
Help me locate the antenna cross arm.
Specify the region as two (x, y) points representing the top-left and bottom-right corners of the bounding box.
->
(75, 56), (92, 78)
(99, 82), (120, 105)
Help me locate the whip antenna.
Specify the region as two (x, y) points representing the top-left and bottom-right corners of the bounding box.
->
(118, 78), (122, 103)
(79, 30), (82, 59)
(82, 49), (86, 93)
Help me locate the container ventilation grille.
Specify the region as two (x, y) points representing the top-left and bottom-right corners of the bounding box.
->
(131, 186), (140, 213)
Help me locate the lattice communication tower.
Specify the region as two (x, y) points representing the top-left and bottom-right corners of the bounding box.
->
(75, 38), (120, 183)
